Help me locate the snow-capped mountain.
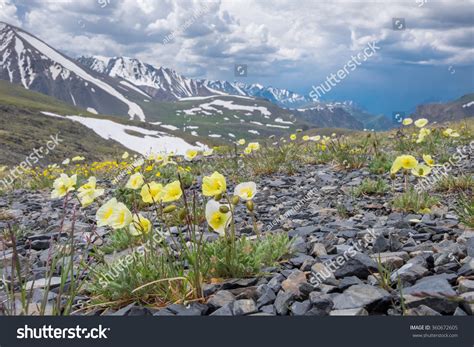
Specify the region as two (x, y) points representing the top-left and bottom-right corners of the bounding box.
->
(202, 80), (309, 108)
(77, 55), (390, 129)
(76, 56), (214, 101)
(0, 22), (145, 120)
(78, 55), (311, 108)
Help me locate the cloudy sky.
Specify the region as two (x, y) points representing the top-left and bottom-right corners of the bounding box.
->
(1, 0), (473, 115)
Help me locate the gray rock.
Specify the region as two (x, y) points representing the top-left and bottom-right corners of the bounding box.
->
(267, 274), (284, 292)
(458, 258), (474, 276)
(467, 237), (474, 257)
(338, 276), (363, 291)
(290, 300), (311, 316)
(460, 292), (474, 315)
(232, 299), (257, 315)
(333, 284), (390, 311)
(311, 243), (327, 257)
(390, 263), (430, 284)
(274, 290), (294, 315)
(281, 269), (309, 298)
(371, 252), (408, 269)
(290, 236), (307, 253)
(373, 234), (389, 253)
(311, 262), (335, 285)
(403, 277), (457, 314)
(406, 305), (441, 316)
(210, 303), (234, 316)
(260, 304), (276, 315)
(25, 277), (62, 290)
(453, 307), (468, 316)
(309, 292), (333, 308)
(289, 225), (318, 238)
(289, 254), (313, 268)
(207, 290), (235, 308)
(458, 279), (474, 293)
(256, 285), (276, 308)
(30, 239), (51, 251)
(334, 253), (378, 279)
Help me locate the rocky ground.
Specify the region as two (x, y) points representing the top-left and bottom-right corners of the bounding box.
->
(0, 155), (473, 316)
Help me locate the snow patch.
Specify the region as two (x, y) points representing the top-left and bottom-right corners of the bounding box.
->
(275, 117), (293, 125)
(120, 80), (150, 98)
(160, 124), (179, 131)
(182, 99), (271, 117)
(40, 112), (205, 155)
(87, 107), (98, 114)
(266, 124), (289, 129)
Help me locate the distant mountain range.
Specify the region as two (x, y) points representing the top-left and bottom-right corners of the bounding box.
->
(76, 56), (311, 108)
(77, 55), (393, 130)
(0, 20), (471, 145)
(413, 94), (474, 123)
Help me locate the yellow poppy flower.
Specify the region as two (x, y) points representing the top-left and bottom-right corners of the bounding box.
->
(96, 198), (118, 227)
(237, 139), (246, 145)
(77, 176), (104, 207)
(247, 142), (260, 151)
(234, 182), (257, 201)
(411, 164), (432, 177)
(126, 173), (144, 190)
(140, 182), (164, 203)
(129, 214), (152, 236)
(205, 200), (231, 235)
(202, 171), (227, 197)
(51, 174), (77, 199)
(185, 149), (199, 161)
(402, 118), (413, 126)
(290, 134), (297, 141)
(414, 118), (428, 128)
(109, 202), (132, 230)
(161, 180), (183, 202)
(390, 155), (418, 174)
(422, 154), (436, 167)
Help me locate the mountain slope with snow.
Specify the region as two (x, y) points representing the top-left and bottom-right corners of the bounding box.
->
(0, 22), (145, 120)
(77, 56), (214, 101)
(78, 55), (390, 130)
(0, 79), (212, 164)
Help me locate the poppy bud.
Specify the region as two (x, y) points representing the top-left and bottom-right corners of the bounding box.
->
(178, 208), (187, 220)
(163, 204), (177, 213)
(219, 205), (230, 213)
(246, 200), (254, 212)
(231, 195), (240, 205)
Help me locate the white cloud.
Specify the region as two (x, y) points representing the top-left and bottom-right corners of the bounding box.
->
(3, 0), (473, 88)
